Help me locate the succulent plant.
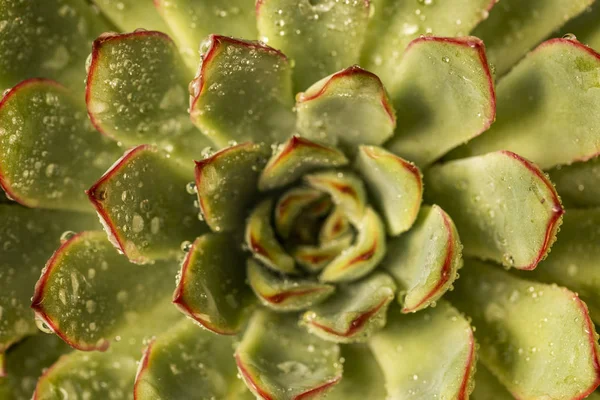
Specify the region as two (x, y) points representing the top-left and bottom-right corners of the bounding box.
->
(1, 0), (600, 399)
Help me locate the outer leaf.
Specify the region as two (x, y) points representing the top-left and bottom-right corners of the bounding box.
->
(0, 79), (120, 211)
(189, 35), (295, 147)
(384, 205), (462, 313)
(275, 187), (324, 239)
(92, 0), (170, 33)
(256, 0), (370, 91)
(369, 301), (476, 400)
(384, 36), (496, 167)
(293, 234), (354, 273)
(0, 206), (98, 354)
(450, 259), (600, 400)
(455, 38), (600, 169)
(245, 199), (298, 275)
(195, 142), (269, 232)
(86, 31), (212, 163)
(472, 0), (593, 77)
(355, 145), (423, 236)
(302, 272), (396, 343)
(87, 145), (207, 263)
(31, 231), (179, 352)
(235, 310), (343, 400)
(173, 233), (254, 334)
(295, 66), (396, 152)
(0, 0), (108, 91)
(154, 0), (257, 70)
(548, 157), (600, 208)
(134, 319), (252, 400)
(247, 259), (334, 312)
(559, 2), (600, 51)
(319, 208), (386, 283)
(259, 136), (348, 191)
(471, 364), (514, 400)
(425, 151), (564, 270)
(326, 344), (386, 399)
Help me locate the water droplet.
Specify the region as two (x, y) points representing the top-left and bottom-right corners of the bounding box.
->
(60, 231), (77, 243)
(442, 56), (450, 63)
(181, 241), (193, 252)
(186, 182), (197, 195)
(562, 33), (577, 41)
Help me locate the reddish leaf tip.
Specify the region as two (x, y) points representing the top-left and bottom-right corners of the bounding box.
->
(133, 338), (155, 400)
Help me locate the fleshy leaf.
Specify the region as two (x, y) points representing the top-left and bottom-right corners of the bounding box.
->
(304, 170), (366, 226)
(31, 231), (179, 352)
(87, 145), (207, 263)
(295, 66), (395, 152)
(450, 259), (600, 400)
(384, 36), (496, 167)
(319, 207), (351, 244)
(247, 259), (334, 312)
(355, 145), (423, 236)
(0, 206), (98, 354)
(0, 79), (120, 211)
(319, 208), (386, 283)
(454, 38), (600, 169)
(86, 31), (212, 163)
(548, 157), (600, 208)
(425, 151), (564, 270)
(293, 234), (354, 273)
(326, 344), (386, 399)
(302, 272), (395, 343)
(154, 0), (257, 70)
(0, 0), (108, 91)
(195, 142), (269, 232)
(173, 233), (254, 334)
(91, 0), (170, 33)
(236, 310), (342, 400)
(189, 35), (295, 147)
(471, 363), (514, 400)
(245, 198), (298, 275)
(259, 136), (349, 191)
(256, 0), (370, 92)
(369, 301), (476, 400)
(275, 187), (324, 239)
(134, 319), (252, 399)
(472, 0), (593, 77)
(384, 205), (462, 313)
(559, 2), (600, 51)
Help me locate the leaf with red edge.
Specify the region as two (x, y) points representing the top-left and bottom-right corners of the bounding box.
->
(91, 0), (170, 33)
(189, 35), (295, 147)
(236, 310), (343, 400)
(384, 36), (496, 167)
(87, 145), (207, 263)
(425, 151), (564, 270)
(369, 301), (476, 400)
(293, 234), (353, 273)
(302, 272), (396, 343)
(173, 233), (255, 334)
(384, 205), (462, 313)
(31, 231), (180, 352)
(274, 187), (324, 239)
(319, 207), (351, 244)
(295, 66), (396, 152)
(450, 259), (600, 400)
(0, 79), (121, 212)
(559, 2), (600, 52)
(86, 31), (212, 164)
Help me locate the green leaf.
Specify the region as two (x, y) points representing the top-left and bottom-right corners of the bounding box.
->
(0, 0), (109, 92)
(319, 207), (351, 244)
(472, 0), (593, 77)
(471, 363), (514, 400)
(274, 187), (324, 239)
(425, 151), (564, 270)
(0, 79), (121, 212)
(369, 301), (476, 400)
(31, 231), (180, 352)
(256, 0), (370, 92)
(295, 66), (396, 152)
(247, 259), (334, 312)
(87, 145), (207, 264)
(559, 2), (600, 52)
(189, 35), (295, 147)
(302, 272), (395, 343)
(236, 310), (343, 400)
(326, 344), (386, 399)
(449, 259), (600, 400)
(245, 198), (298, 275)
(355, 145), (423, 236)
(154, 0), (257, 70)
(383, 36), (496, 167)
(453, 38), (600, 169)
(384, 205), (462, 313)
(86, 31), (212, 164)
(548, 157), (600, 208)
(195, 143), (269, 232)
(293, 234), (354, 273)
(91, 0), (171, 33)
(173, 233), (254, 334)
(259, 136), (349, 191)
(134, 318), (252, 400)
(319, 208), (386, 283)
(0, 206), (98, 354)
